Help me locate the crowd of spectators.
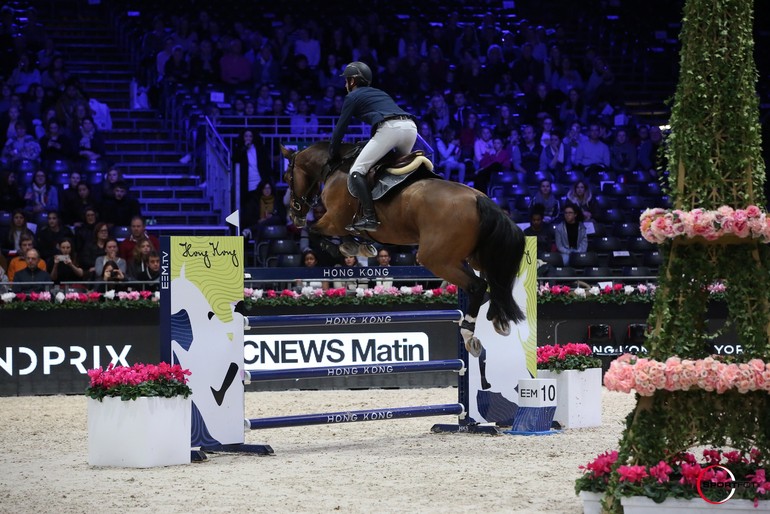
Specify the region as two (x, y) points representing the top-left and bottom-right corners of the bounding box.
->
(131, 5), (668, 183)
(0, 3), (161, 292)
(125, 3), (671, 270)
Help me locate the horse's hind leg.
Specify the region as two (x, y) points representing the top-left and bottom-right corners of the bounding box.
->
(418, 249), (487, 357)
(459, 270), (488, 358)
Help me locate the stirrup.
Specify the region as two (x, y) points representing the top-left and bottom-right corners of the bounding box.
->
(347, 217), (380, 232)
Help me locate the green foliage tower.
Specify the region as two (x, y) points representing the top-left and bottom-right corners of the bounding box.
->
(602, 0), (770, 511)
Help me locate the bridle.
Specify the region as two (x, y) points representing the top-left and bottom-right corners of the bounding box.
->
(285, 149), (323, 226)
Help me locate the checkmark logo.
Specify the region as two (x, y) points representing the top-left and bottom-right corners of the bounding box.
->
(211, 362), (239, 406)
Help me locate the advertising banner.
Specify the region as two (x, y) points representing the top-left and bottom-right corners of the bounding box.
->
(0, 310), (159, 396)
(245, 331), (430, 370)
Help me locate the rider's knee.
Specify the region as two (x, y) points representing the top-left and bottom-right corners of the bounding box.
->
(350, 164), (367, 176)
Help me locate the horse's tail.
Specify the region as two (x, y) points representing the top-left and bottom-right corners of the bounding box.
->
(475, 196), (526, 326)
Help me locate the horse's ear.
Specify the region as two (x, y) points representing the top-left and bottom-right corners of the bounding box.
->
(280, 145), (293, 158)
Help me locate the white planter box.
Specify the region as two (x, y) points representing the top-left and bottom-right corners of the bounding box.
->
(579, 491), (604, 514)
(88, 396), (192, 468)
(537, 368), (602, 428)
(621, 496), (763, 513)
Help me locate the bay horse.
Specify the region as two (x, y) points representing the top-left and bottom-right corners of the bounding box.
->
(281, 142), (526, 356)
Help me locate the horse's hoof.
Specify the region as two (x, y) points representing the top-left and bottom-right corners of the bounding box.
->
(493, 319), (511, 337)
(465, 337), (483, 358)
(339, 242), (359, 257)
(359, 244), (377, 258)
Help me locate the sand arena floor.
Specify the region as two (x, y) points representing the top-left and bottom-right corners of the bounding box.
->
(0, 388), (635, 514)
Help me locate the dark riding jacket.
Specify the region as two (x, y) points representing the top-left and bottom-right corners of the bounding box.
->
(328, 86), (413, 160)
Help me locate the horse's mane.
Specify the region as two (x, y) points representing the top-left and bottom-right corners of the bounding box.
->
(296, 141), (359, 179)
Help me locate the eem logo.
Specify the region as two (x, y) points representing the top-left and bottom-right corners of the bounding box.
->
(244, 332), (430, 370)
(0, 345), (131, 375)
(696, 465), (758, 504)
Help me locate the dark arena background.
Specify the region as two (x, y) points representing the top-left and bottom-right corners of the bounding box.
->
(2, 2), (770, 514)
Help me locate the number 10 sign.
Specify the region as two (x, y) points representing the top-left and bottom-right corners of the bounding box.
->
(507, 378), (558, 434)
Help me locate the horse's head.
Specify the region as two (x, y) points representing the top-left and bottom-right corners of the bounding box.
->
(281, 144), (322, 228)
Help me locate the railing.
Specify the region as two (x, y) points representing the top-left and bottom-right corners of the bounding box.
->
(214, 115), (371, 186)
(203, 116), (232, 221)
(199, 114), (435, 191)
(213, 115), (370, 138)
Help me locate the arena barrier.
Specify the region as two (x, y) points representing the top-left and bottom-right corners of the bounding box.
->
(162, 241), (509, 461)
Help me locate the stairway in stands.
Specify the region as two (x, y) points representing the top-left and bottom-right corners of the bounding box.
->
(46, 18), (227, 235)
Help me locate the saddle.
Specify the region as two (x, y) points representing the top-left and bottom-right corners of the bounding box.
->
(342, 145), (440, 200)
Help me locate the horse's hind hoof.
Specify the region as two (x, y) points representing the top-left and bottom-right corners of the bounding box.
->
(339, 241), (359, 257)
(465, 337), (483, 358)
(493, 319), (511, 337)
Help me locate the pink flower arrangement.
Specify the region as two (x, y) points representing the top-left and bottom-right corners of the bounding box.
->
(85, 362), (192, 401)
(575, 450), (619, 492)
(640, 205), (770, 244)
(538, 281), (664, 304)
(577, 448), (770, 505)
(0, 290), (161, 309)
(537, 343), (602, 372)
(604, 354), (770, 396)
(537, 282), (727, 304)
(628, 450), (765, 504)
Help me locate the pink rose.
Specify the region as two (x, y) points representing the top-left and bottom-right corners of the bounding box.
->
(745, 205), (761, 217)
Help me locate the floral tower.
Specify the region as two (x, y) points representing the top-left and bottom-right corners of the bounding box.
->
(584, 0), (770, 511)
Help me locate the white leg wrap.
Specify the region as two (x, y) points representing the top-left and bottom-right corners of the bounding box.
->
(460, 314), (477, 344)
(460, 314), (482, 357)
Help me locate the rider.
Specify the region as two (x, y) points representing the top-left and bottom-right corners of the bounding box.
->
(328, 61), (418, 232)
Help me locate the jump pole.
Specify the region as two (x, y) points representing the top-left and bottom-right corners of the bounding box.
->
(248, 404), (466, 429)
(244, 309), (464, 329)
(245, 359), (466, 382)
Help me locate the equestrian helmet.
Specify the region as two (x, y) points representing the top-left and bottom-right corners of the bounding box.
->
(341, 61), (373, 85)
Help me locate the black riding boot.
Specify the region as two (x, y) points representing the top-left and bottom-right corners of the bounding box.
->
(347, 172), (380, 232)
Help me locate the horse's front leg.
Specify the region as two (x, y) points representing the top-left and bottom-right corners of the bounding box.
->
(337, 235), (377, 258)
(314, 200), (357, 237)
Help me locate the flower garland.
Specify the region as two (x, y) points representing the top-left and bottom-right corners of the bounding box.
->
(244, 284), (459, 307)
(537, 281), (730, 305)
(640, 205), (770, 244)
(538, 282), (658, 304)
(0, 290), (160, 309)
(0, 284), (460, 310)
(0, 281), (735, 309)
(604, 354), (770, 396)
